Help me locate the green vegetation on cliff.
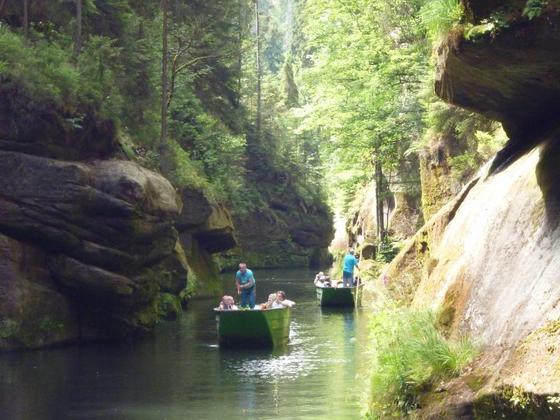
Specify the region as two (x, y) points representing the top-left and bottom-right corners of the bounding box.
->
(366, 301), (477, 418)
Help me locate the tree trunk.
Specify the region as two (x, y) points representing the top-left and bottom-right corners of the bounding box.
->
(159, 0), (169, 149)
(0, 0), (8, 16)
(236, 0), (243, 105)
(22, 0), (29, 38)
(74, 0), (82, 54)
(375, 158), (386, 243)
(255, 0), (262, 141)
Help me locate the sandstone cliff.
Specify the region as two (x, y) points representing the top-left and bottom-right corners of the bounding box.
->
(0, 84), (236, 350)
(370, 2), (560, 416)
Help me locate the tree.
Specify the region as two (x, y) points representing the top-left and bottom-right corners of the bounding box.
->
(22, 0), (29, 38)
(159, 0), (169, 149)
(254, 0), (262, 141)
(298, 0), (428, 227)
(74, 0), (82, 54)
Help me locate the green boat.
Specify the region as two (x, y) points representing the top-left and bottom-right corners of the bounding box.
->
(316, 286), (358, 307)
(214, 307), (291, 347)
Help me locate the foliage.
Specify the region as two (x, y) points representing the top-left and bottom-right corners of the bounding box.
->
(166, 139), (212, 193)
(464, 11), (510, 40)
(523, 0), (548, 20)
(376, 236), (403, 263)
(366, 301), (477, 418)
(298, 0), (429, 215)
(421, 0), (464, 41)
(0, 24), (80, 109)
(0, 1), (330, 222)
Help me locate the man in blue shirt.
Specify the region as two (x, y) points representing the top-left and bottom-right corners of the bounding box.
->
(342, 249), (359, 288)
(235, 263), (256, 309)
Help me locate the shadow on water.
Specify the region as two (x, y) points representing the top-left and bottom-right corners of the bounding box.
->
(0, 268), (368, 420)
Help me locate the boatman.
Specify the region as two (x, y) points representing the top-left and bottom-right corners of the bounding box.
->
(342, 249), (359, 288)
(235, 263), (256, 309)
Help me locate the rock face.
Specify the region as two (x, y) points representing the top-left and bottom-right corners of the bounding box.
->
(222, 201), (333, 270)
(217, 170), (333, 270)
(176, 189), (238, 296)
(0, 85), (194, 350)
(345, 176), (421, 262)
(0, 150), (188, 349)
(419, 130), (470, 220)
(435, 11), (560, 141)
(373, 8), (560, 416)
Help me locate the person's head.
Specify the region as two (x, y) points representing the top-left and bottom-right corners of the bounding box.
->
(222, 295), (235, 306)
(349, 249), (355, 255)
(267, 293), (277, 303)
(276, 290), (286, 301)
(238, 262), (247, 273)
(318, 271), (324, 276)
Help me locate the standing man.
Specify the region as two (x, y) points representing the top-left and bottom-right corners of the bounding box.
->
(342, 249), (359, 288)
(235, 263), (256, 309)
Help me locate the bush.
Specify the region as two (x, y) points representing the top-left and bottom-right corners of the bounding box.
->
(0, 25), (79, 108)
(366, 301), (477, 418)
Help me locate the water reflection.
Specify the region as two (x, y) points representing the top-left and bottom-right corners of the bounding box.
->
(1, 269), (368, 420)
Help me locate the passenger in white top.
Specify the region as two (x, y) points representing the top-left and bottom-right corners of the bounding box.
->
(314, 272), (331, 288)
(259, 293), (277, 310)
(217, 295), (239, 310)
(271, 290), (295, 308)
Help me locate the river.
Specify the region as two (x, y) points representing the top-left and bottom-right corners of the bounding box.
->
(0, 269), (369, 419)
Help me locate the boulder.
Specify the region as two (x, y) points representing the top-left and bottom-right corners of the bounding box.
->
(0, 152), (180, 272)
(193, 203), (237, 253)
(0, 151), (188, 349)
(175, 186), (212, 229)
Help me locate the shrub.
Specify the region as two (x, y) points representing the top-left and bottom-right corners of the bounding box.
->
(366, 301), (477, 418)
(0, 25), (79, 109)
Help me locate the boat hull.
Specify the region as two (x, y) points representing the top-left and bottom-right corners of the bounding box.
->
(316, 286), (357, 307)
(214, 308), (291, 347)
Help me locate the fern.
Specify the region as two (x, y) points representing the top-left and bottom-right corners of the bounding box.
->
(421, 0), (464, 41)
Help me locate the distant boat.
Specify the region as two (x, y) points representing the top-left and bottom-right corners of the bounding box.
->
(316, 286), (358, 307)
(214, 307), (291, 347)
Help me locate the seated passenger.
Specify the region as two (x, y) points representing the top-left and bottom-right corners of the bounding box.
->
(271, 290), (295, 308)
(314, 272), (331, 287)
(260, 293), (277, 310)
(217, 295), (238, 310)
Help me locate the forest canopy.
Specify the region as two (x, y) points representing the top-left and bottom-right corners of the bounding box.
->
(0, 0), (505, 230)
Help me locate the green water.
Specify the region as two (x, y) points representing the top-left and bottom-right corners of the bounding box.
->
(0, 269), (369, 419)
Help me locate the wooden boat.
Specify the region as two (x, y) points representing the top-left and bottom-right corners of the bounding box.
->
(214, 307), (291, 347)
(316, 286), (358, 307)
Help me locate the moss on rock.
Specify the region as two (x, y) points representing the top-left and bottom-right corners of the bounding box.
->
(156, 293), (182, 320)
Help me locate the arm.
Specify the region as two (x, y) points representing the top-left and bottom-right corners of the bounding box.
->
(240, 278), (255, 289)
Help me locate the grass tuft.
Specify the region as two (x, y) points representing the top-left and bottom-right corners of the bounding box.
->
(366, 300), (477, 418)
